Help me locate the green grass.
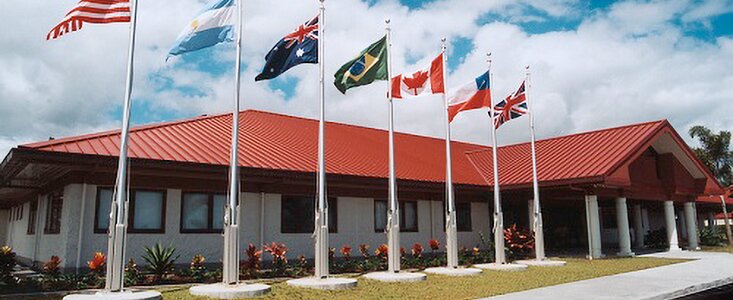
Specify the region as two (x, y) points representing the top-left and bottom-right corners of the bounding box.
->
(156, 257), (686, 300)
(701, 245), (733, 253)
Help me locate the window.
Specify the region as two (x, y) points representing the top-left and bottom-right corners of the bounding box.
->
(601, 207), (617, 229)
(95, 188), (166, 234)
(27, 201), (38, 235)
(281, 195), (337, 234)
(44, 193), (63, 234)
(374, 200), (418, 232)
(180, 192), (226, 233)
(18, 205), (23, 221)
(456, 202), (472, 232)
(129, 190), (166, 233)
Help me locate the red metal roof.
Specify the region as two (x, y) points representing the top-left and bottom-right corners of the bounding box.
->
(465, 120), (666, 188)
(19, 110), (721, 192)
(698, 187), (733, 205)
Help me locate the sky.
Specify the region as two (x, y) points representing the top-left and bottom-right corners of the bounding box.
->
(1, 0), (732, 159)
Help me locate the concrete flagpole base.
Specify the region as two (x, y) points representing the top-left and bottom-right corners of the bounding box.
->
(515, 259), (567, 267)
(363, 271), (427, 282)
(64, 291), (162, 300)
(474, 263), (528, 271)
(424, 267), (482, 276)
(286, 277), (358, 290)
(189, 283), (271, 299)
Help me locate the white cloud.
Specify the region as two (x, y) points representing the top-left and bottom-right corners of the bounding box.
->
(0, 0), (731, 160)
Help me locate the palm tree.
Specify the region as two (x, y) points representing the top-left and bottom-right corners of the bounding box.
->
(689, 125), (733, 186)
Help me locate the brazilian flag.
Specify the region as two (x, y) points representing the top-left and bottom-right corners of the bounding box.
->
(334, 36), (388, 94)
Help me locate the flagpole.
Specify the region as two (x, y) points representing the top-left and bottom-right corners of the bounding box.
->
(314, 0), (329, 279)
(487, 53), (505, 265)
(526, 66), (546, 260)
(222, 0), (244, 285)
(105, 0), (139, 292)
(385, 19), (401, 273)
(442, 38), (458, 269)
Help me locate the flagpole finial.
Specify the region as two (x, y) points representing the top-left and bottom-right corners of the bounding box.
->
(486, 52), (492, 68)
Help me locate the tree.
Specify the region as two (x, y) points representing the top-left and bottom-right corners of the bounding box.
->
(689, 125), (733, 186)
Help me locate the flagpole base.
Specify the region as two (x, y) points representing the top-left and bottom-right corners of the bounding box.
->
(515, 259), (567, 267)
(474, 263), (528, 271)
(363, 271), (427, 282)
(63, 291), (161, 300)
(424, 266), (482, 276)
(189, 283), (271, 299)
(287, 277), (357, 290)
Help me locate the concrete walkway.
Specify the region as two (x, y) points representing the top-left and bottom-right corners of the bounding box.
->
(482, 251), (733, 300)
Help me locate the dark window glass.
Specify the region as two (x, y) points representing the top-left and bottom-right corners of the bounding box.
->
(281, 195), (337, 234)
(95, 188), (114, 233)
(456, 202), (472, 232)
(601, 207), (617, 229)
(181, 192), (226, 233)
(130, 190), (165, 233)
(27, 201), (38, 235)
(374, 200), (418, 232)
(44, 193), (63, 234)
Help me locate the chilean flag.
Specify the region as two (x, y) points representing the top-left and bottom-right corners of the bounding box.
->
(447, 71), (491, 122)
(391, 53), (445, 99)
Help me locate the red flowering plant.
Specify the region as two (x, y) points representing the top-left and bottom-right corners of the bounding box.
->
(263, 242), (288, 275)
(428, 239), (440, 252)
(87, 252), (106, 275)
(374, 244), (389, 259)
(241, 244), (262, 279)
(341, 245), (352, 260)
(503, 224), (535, 260)
(43, 256), (62, 278)
(359, 244), (370, 258)
(411, 243), (424, 258)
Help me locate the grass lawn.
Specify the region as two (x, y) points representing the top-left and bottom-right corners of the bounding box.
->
(701, 245), (733, 253)
(155, 257), (686, 300)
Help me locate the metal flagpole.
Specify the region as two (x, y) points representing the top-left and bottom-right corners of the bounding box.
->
(105, 0), (139, 292)
(385, 19), (401, 273)
(722, 195), (733, 246)
(222, 0), (244, 285)
(526, 66), (546, 261)
(314, 0), (329, 279)
(442, 38), (458, 269)
(487, 53), (506, 265)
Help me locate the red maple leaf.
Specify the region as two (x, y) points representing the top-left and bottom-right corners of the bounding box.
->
(402, 70), (429, 95)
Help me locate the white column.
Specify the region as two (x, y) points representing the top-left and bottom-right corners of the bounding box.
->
(584, 195), (603, 259)
(678, 209), (688, 239)
(684, 202), (700, 250)
(664, 201), (682, 251)
(615, 198), (634, 257)
(632, 203), (645, 249)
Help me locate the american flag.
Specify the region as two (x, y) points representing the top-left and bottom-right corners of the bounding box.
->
(493, 81), (528, 129)
(47, 0), (131, 40)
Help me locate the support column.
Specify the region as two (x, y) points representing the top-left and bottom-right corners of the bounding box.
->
(684, 202), (700, 250)
(632, 203), (645, 249)
(585, 195), (603, 259)
(664, 201), (682, 251)
(678, 209), (688, 239)
(615, 198), (634, 257)
(707, 212), (716, 231)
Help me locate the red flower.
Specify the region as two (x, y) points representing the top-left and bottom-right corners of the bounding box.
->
(375, 244), (389, 258)
(341, 245), (352, 257)
(88, 252), (106, 272)
(411, 243), (424, 257)
(263, 242), (288, 264)
(428, 239), (440, 251)
(359, 244), (370, 258)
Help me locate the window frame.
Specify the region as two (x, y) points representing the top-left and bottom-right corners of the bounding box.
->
(180, 191), (227, 234)
(44, 193), (63, 235)
(94, 187), (166, 234)
(27, 200), (38, 235)
(280, 195), (338, 234)
(373, 200), (419, 233)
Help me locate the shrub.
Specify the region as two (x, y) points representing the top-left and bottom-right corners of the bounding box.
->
(241, 243), (261, 279)
(142, 243), (179, 282)
(359, 244), (370, 258)
(504, 224), (535, 260)
(375, 244), (388, 259)
(411, 243), (423, 258)
(0, 246), (17, 287)
(87, 252), (106, 275)
(341, 245), (352, 260)
(124, 259), (142, 286)
(263, 242), (288, 276)
(699, 228), (725, 246)
(292, 255), (310, 277)
(645, 228), (669, 249)
(43, 256), (62, 278)
(189, 255), (207, 282)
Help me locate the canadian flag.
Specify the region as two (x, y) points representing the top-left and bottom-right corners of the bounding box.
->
(391, 53), (445, 99)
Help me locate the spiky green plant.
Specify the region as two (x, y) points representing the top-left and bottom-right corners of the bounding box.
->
(142, 243), (179, 282)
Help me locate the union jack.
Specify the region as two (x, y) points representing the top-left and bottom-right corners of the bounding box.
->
(493, 81), (527, 129)
(47, 0), (131, 40)
(282, 15), (318, 49)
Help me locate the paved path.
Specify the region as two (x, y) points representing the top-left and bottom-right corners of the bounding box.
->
(482, 251), (733, 300)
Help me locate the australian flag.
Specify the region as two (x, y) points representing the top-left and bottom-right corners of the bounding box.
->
(255, 15), (318, 81)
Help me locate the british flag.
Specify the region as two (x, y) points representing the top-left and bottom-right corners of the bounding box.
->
(493, 81), (527, 129)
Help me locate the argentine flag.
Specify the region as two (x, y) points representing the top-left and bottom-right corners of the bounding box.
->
(168, 0), (235, 58)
